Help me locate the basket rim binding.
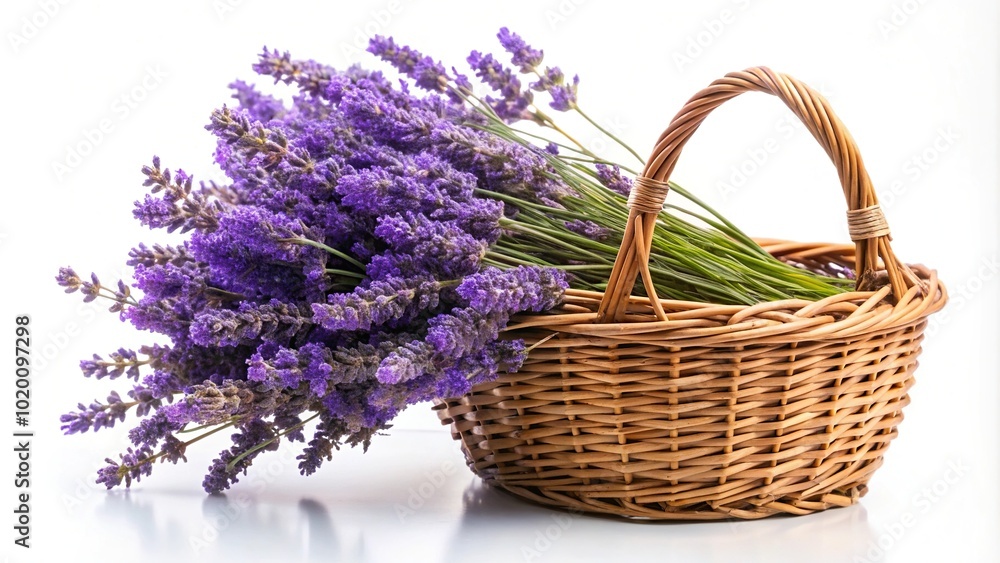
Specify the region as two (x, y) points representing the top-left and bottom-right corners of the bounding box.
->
(437, 67), (947, 520)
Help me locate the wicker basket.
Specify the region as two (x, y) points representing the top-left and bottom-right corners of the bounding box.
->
(434, 67), (948, 520)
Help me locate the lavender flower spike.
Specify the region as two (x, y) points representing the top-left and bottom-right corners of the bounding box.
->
(497, 27), (543, 73)
(367, 35), (449, 93)
(457, 266), (568, 315)
(549, 74), (579, 111)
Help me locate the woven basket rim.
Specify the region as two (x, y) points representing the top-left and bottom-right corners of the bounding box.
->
(505, 239), (946, 345)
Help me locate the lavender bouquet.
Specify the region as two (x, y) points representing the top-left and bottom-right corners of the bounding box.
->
(57, 29), (852, 493)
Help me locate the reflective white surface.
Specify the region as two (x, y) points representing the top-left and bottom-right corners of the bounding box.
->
(13, 422), (994, 563)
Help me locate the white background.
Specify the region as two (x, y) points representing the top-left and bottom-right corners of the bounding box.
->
(2, 1), (997, 562)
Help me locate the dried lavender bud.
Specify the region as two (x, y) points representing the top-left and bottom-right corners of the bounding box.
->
(128, 411), (181, 453)
(163, 381), (253, 426)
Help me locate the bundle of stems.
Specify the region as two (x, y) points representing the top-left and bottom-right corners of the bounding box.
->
(464, 93), (854, 306)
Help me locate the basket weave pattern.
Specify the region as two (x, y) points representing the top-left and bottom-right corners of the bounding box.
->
(435, 67), (947, 519)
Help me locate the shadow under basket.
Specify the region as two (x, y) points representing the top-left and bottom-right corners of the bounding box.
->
(434, 67), (947, 520)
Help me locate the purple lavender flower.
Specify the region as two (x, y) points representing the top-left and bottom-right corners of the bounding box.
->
(203, 419), (278, 493)
(595, 163), (632, 196)
(367, 35), (449, 93)
(190, 299), (309, 347)
(374, 340), (430, 385)
(132, 194), (178, 230)
(95, 459), (125, 489)
(549, 74), (579, 111)
(253, 47), (336, 96)
(468, 50), (523, 101)
(134, 157), (229, 234)
(452, 69), (473, 96)
(526, 65), (579, 112)
(127, 411), (181, 452)
(59, 391), (130, 434)
(55, 268), (102, 302)
(161, 381), (254, 426)
(430, 125), (573, 204)
(128, 383), (165, 417)
(375, 213), (486, 278)
(95, 447), (154, 489)
(55, 266), (84, 293)
(229, 79), (286, 122)
(339, 85), (437, 151)
(467, 50), (533, 121)
(497, 28), (544, 73)
(127, 242), (194, 268)
(142, 370), (181, 400)
(311, 276), (441, 333)
(188, 206), (328, 300)
(161, 435), (188, 464)
(62, 34), (585, 493)
(248, 342), (335, 395)
(79, 348), (142, 380)
(565, 219), (612, 241)
(298, 414), (378, 476)
(456, 266), (567, 314)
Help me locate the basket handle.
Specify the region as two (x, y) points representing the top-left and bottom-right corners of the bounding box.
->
(595, 66), (923, 323)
